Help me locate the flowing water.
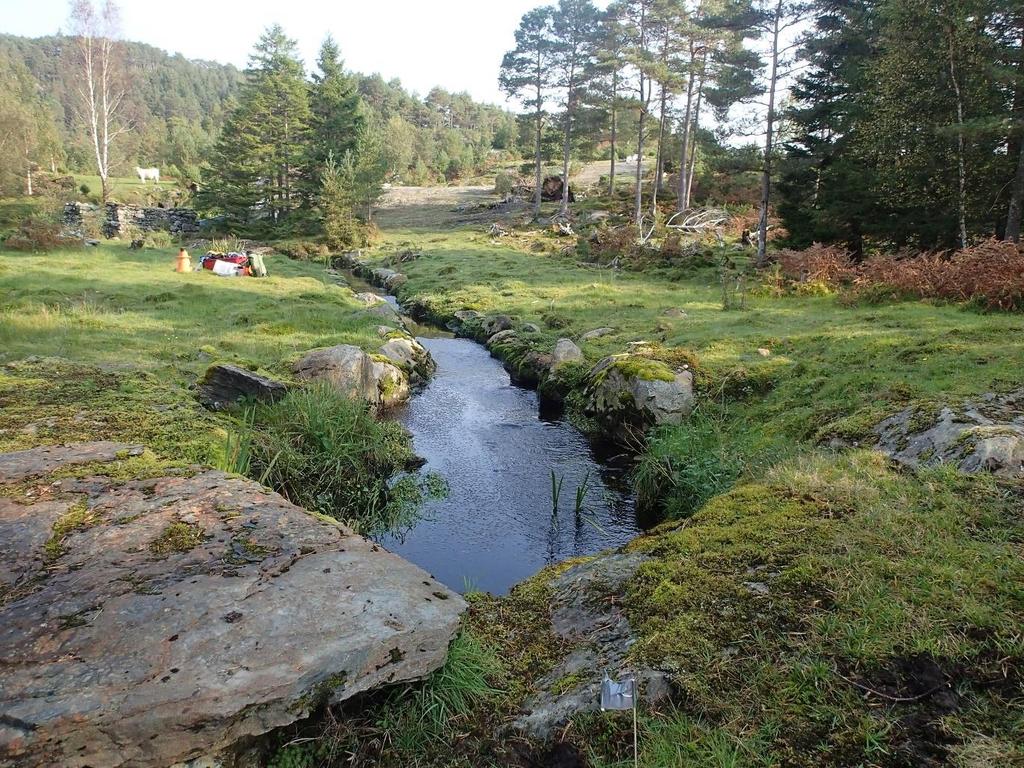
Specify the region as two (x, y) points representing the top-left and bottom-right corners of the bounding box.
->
(379, 336), (642, 595)
(342, 271), (643, 594)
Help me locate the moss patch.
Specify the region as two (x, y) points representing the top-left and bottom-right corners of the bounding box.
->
(44, 499), (96, 560)
(149, 521), (205, 556)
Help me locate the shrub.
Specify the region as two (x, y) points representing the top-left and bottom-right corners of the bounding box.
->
(776, 243), (855, 285)
(143, 230), (174, 249)
(775, 239), (1024, 312)
(3, 215), (76, 252)
(494, 172), (516, 198)
(277, 240), (331, 260)
(79, 183), (91, 196)
(855, 239), (1024, 311)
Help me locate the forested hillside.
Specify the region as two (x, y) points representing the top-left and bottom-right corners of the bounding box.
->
(0, 34), (241, 184)
(0, 32), (515, 196)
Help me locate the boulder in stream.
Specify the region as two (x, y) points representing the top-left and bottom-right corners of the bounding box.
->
(586, 354), (694, 442)
(379, 334), (437, 384)
(294, 344), (410, 409)
(0, 443), (464, 768)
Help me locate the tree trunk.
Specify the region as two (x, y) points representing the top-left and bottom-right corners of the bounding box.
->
(676, 42), (696, 212)
(634, 82), (646, 226)
(1007, 141), (1024, 242)
(948, 29), (968, 249)
(684, 54), (707, 210)
(652, 85), (668, 213)
(608, 69), (618, 197)
(756, 0), (782, 268)
(1004, 27), (1024, 242)
(534, 52), (544, 220)
(561, 62), (576, 216)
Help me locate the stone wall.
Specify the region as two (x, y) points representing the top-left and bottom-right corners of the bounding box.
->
(102, 203), (200, 238)
(62, 201), (201, 240)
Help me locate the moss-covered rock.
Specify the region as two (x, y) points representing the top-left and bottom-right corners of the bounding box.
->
(586, 355), (694, 442)
(293, 344), (410, 410)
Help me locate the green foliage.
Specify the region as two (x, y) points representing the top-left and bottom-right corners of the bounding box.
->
(308, 35), (364, 175)
(633, 413), (740, 519)
(241, 383), (418, 535)
(319, 153), (363, 249)
(198, 25), (312, 228)
(780, 0), (1022, 251)
(375, 633), (499, 749)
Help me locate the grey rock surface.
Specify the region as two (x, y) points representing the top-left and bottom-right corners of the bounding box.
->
(586, 356), (695, 441)
(875, 390), (1024, 477)
(195, 364), (288, 411)
(552, 338), (583, 368)
(379, 335), (437, 384)
(0, 448), (464, 768)
(0, 442), (144, 484)
(293, 344), (410, 408)
(579, 327), (614, 341)
(512, 554), (668, 739)
(479, 315), (514, 337)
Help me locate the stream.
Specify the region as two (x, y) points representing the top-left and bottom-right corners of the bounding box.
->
(380, 336), (642, 595)
(344, 272), (643, 595)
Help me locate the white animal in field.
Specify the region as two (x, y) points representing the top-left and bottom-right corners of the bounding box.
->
(136, 166), (160, 183)
(624, 154), (639, 165)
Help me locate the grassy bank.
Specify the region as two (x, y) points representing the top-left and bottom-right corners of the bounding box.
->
(344, 215), (1024, 765)
(0, 241), (418, 532)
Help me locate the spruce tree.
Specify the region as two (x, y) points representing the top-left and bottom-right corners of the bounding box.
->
(200, 25), (311, 228)
(309, 36), (364, 177)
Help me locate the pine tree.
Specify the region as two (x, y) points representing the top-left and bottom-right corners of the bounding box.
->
(309, 36), (364, 177)
(592, 10), (627, 196)
(501, 7), (556, 219)
(199, 25), (311, 228)
(551, 0), (602, 215)
(614, 0), (660, 225)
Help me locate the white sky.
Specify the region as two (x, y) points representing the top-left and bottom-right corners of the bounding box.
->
(1, 0), (588, 107)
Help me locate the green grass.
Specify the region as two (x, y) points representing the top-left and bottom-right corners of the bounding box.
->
(349, 213), (1024, 765)
(73, 173), (182, 203)
(238, 383), (420, 535)
(0, 242), (397, 472)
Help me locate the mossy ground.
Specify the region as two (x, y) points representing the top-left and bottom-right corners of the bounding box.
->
(4, 194), (1023, 766)
(344, 204), (1024, 766)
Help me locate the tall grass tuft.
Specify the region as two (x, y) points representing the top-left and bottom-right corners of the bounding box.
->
(216, 406), (255, 476)
(550, 469), (564, 515)
(233, 383), (417, 535)
(633, 411), (740, 521)
(376, 632), (500, 753)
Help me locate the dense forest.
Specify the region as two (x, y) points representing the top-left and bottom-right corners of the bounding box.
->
(497, 0), (1023, 254)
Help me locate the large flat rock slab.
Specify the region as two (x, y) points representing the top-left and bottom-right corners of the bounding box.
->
(0, 446), (465, 768)
(0, 441), (143, 483)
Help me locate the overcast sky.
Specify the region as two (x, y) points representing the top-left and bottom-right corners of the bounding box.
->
(1, 0), (599, 106)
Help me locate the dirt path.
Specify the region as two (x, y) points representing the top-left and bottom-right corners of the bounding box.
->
(573, 159), (644, 188)
(374, 185), (504, 229)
